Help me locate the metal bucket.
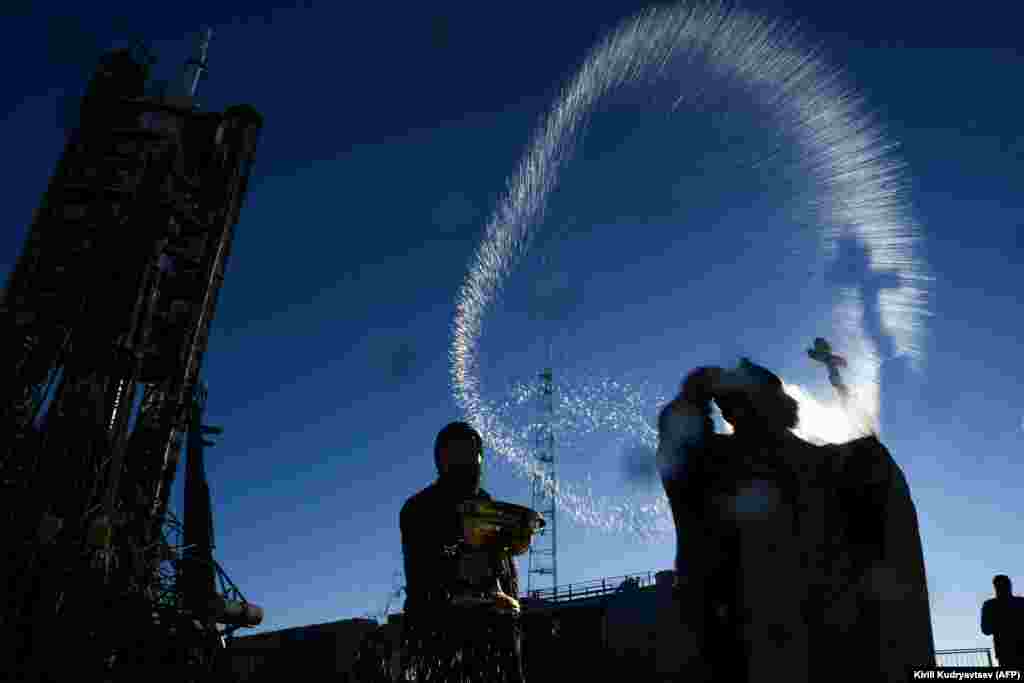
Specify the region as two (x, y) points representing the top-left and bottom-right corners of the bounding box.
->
(457, 500), (545, 556)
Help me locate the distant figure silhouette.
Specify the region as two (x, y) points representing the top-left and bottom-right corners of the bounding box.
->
(981, 575), (1024, 668)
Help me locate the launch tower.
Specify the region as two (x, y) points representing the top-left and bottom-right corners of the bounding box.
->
(0, 29), (263, 679)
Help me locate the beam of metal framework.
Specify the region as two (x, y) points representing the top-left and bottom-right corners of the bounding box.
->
(183, 28), (214, 100)
(181, 380), (219, 621)
(0, 30), (263, 679)
(527, 368), (557, 596)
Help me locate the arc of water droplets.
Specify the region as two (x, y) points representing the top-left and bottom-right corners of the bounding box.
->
(490, 376), (674, 538)
(450, 1), (931, 538)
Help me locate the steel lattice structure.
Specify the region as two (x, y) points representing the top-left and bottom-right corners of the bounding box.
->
(527, 368), (557, 596)
(0, 31), (263, 681)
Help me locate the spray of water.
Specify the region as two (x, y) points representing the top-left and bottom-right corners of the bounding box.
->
(450, 1), (930, 538)
(491, 375), (674, 539)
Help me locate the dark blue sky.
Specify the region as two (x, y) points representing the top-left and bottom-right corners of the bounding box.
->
(2, 0), (1022, 652)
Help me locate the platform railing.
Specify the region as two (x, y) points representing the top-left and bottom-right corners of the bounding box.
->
(523, 571), (657, 604)
(935, 648), (994, 667)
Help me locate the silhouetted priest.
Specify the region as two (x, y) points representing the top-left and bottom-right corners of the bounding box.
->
(657, 360), (934, 682)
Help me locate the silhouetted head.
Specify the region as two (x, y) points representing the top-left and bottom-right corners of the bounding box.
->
(715, 359), (799, 437)
(993, 575), (1012, 598)
(435, 421), (483, 494)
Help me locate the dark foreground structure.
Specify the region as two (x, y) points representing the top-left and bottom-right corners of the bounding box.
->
(1, 32), (264, 679)
(227, 571), (986, 682)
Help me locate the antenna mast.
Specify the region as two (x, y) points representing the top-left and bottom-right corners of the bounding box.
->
(527, 368), (558, 596)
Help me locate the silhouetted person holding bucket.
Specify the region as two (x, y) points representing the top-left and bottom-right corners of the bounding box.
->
(981, 575), (1024, 668)
(399, 421), (524, 682)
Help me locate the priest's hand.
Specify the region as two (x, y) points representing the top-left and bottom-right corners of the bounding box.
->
(679, 366), (723, 404)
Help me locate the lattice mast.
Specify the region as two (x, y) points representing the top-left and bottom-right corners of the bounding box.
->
(527, 368), (557, 595)
(0, 28), (262, 677)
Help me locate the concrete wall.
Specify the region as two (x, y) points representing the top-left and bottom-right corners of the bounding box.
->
(535, 600), (609, 682)
(224, 618), (379, 682)
(343, 579), (701, 682)
(604, 587), (660, 679)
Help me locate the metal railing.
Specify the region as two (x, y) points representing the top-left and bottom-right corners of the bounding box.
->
(935, 648), (993, 667)
(522, 571), (657, 604)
